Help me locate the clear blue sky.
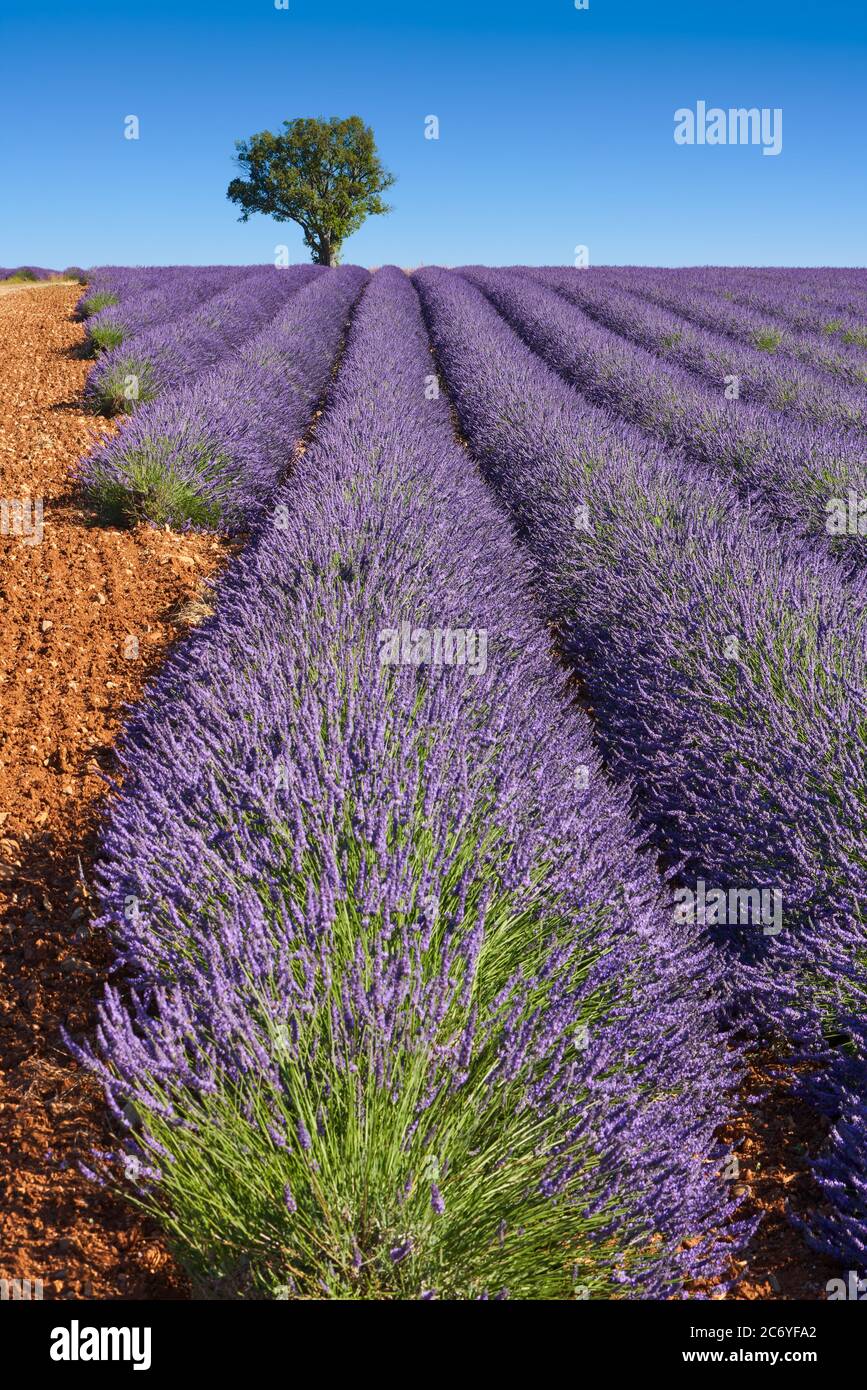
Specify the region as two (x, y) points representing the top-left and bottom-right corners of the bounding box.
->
(1, 0), (864, 267)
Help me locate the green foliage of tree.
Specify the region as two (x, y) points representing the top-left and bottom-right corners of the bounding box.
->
(227, 116), (395, 266)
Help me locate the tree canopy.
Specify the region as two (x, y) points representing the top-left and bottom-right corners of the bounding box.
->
(227, 116), (395, 266)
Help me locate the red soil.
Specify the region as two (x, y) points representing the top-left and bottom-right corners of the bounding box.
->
(708, 1059), (844, 1299)
(0, 283), (232, 1298)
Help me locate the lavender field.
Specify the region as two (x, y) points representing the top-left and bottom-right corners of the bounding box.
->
(70, 262), (867, 1299)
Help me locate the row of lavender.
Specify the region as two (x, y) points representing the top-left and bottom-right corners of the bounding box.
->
(582, 267), (867, 396)
(458, 267), (867, 571)
(608, 266), (867, 370)
(0, 265), (84, 281)
(74, 263), (367, 528)
(78, 264), (324, 414)
(526, 268), (867, 430)
(72, 268), (747, 1299)
(412, 265), (867, 1268)
(80, 265), (268, 352)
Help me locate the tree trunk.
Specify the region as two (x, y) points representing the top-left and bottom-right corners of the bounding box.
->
(312, 239), (338, 267)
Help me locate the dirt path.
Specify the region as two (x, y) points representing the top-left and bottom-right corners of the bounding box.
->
(0, 280), (81, 298)
(0, 283), (232, 1298)
(708, 1058), (844, 1299)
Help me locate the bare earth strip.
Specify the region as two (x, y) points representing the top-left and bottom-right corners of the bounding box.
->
(0, 282), (233, 1299)
(0, 280), (82, 297)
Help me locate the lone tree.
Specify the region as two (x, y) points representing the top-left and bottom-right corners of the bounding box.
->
(227, 116), (395, 266)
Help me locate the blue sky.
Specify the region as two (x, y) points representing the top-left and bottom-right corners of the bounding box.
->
(1, 0), (864, 267)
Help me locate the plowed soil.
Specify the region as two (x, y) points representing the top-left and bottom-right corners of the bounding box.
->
(0, 283), (231, 1298)
(707, 1059), (843, 1299)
